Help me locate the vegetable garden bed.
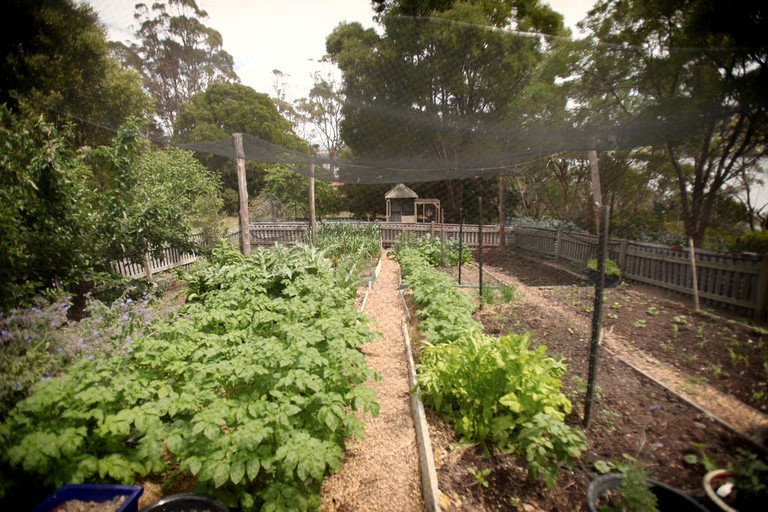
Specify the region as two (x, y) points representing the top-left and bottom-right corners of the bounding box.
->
(401, 245), (766, 511)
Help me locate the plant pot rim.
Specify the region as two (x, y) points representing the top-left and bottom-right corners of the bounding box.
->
(587, 472), (708, 512)
(702, 469), (740, 512)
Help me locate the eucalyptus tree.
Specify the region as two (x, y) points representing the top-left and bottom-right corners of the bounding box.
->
(124, 0), (239, 134)
(326, 0), (565, 216)
(573, 0), (768, 246)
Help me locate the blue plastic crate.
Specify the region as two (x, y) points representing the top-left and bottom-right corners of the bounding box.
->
(32, 484), (143, 512)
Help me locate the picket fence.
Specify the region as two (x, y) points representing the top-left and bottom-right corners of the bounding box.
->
(511, 226), (768, 321)
(111, 230), (241, 279)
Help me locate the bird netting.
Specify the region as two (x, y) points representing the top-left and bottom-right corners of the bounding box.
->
(167, 13), (753, 184)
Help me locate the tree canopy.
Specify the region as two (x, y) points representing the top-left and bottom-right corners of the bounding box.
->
(1, 0), (151, 146)
(573, 0), (768, 246)
(173, 82), (308, 198)
(120, 0), (239, 134)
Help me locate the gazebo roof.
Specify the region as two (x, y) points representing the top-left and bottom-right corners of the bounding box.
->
(385, 183), (418, 199)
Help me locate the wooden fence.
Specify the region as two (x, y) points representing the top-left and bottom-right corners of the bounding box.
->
(113, 221), (767, 321)
(510, 226), (768, 321)
(248, 221), (502, 247)
(112, 230), (241, 279)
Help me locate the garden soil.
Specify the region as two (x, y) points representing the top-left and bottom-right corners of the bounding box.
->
(320, 246), (767, 512)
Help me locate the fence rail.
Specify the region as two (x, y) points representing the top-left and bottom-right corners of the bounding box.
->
(510, 226), (768, 321)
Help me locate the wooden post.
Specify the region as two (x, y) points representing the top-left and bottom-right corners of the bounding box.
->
(584, 206), (609, 428)
(498, 173), (506, 247)
(555, 230), (563, 261)
(688, 237), (700, 312)
(232, 133), (251, 256)
(458, 208), (464, 285)
(589, 150), (603, 234)
(143, 253), (153, 281)
(479, 197), (484, 306)
(755, 257), (768, 322)
(618, 239), (629, 270)
(309, 156), (316, 247)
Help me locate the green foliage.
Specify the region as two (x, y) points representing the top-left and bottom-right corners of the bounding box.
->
(730, 231), (768, 254)
(397, 246), (481, 344)
(173, 82), (306, 198)
(304, 223), (382, 265)
(418, 331), (584, 486)
(0, 110), (103, 308)
(728, 449), (768, 507)
(0, 243), (378, 510)
(124, 0), (239, 134)
(263, 166), (341, 219)
(586, 258), (621, 277)
(3, 0), (151, 146)
(393, 234), (473, 267)
(597, 463), (659, 512)
(400, 243), (584, 486)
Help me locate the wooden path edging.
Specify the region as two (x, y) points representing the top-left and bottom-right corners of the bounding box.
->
(400, 298), (441, 512)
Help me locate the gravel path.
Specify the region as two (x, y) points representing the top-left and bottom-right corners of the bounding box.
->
(320, 253), (423, 512)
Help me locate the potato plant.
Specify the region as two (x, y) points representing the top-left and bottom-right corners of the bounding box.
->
(0, 243), (379, 511)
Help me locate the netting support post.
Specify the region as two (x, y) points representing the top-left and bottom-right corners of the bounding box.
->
(498, 173), (505, 247)
(233, 133), (251, 256)
(478, 197), (484, 307)
(583, 206), (609, 428)
(309, 146), (317, 247)
(458, 208), (464, 285)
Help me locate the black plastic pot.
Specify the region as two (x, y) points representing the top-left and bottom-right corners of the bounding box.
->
(139, 493), (228, 512)
(586, 473), (707, 512)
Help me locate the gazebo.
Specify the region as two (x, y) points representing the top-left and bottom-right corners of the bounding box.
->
(384, 183), (441, 223)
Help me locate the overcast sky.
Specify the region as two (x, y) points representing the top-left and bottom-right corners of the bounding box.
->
(87, 0), (594, 99)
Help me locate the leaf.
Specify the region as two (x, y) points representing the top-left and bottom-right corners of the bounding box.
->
(246, 457), (261, 481)
(212, 461), (230, 488)
(230, 460), (245, 485)
(594, 460), (612, 474)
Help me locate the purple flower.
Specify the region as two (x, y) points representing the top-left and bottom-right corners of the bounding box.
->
(649, 403), (661, 414)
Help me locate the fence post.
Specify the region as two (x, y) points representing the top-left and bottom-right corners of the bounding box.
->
(755, 257), (768, 322)
(618, 239), (629, 270)
(555, 230), (563, 261)
(232, 133), (251, 256)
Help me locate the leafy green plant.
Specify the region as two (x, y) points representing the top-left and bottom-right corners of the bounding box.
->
(633, 319), (647, 329)
(467, 466), (492, 487)
(0, 243), (379, 510)
(646, 306), (660, 316)
(586, 258), (621, 277)
(418, 331), (584, 487)
(594, 455), (659, 512)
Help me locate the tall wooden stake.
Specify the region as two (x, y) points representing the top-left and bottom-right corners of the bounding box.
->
(479, 197), (484, 306)
(233, 133), (250, 256)
(458, 208), (464, 285)
(589, 150), (603, 233)
(498, 173), (506, 247)
(309, 158), (317, 247)
(584, 206), (609, 428)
